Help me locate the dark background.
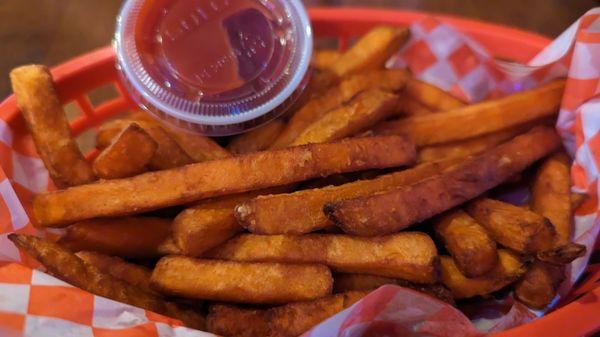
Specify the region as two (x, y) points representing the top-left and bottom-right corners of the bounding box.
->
(0, 0), (596, 98)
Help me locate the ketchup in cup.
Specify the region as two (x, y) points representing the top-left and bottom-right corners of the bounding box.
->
(115, 0), (312, 135)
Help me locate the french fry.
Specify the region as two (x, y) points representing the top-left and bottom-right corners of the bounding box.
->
(536, 242), (586, 265)
(434, 210), (498, 278)
(418, 123), (537, 163)
(531, 152), (572, 244)
(129, 111), (231, 161)
(236, 158), (460, 235)
(270, 70), (409, 149)
(58, 217), (171, 257)
(97, 119), (194, 170)
(206, 292), (367, 337)
(151, 256), (333, 304)
(92, 123), (157, 179)
(333, 274), (454, 304)
(206, 232), (438, 283)
(466, 198), (557, 253)
(325, 126), (562, 236)
(571, 192), (588, 210)
(157, 236), (182, 255)
(10, 65), (96, 187)
(514, 261), (565, 309)
(440, 250), (527, 299)
(397, 94), (435, 116)
(405, 79), (465, 111)
(9, 234), (205, 329)
(173, 187), (289, 257)
(34, 135), (416, 227)
(291, 89), (399, 146)
(227, 119), (286, 154)
(75, 251), (157, 295)
(313, 50), (342, 70)
(373, 80), (565, 146)
(329, 26), (410, 77)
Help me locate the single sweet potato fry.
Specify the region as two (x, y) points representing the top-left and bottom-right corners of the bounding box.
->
(10, 65), (96, 187)
(206, 291), (367, 337)
(531, 152), (572, 244)
(405, 79), (465, 111)
(329, 26), (410, 77)
(96, 119), (194, 169)
(237, 158), (460, 235)
(515, 261), (565, 309)
(434, 210), (498, 277)
(466, 198), (557, 253)
(207, 232), (438, 283)
(333, 274), (454, 304)
(151, 256), (333, 304)
(418, 123), (537, 163)
(58, 217), (171, 257)
(270, 70), (408, 149)
(440, 250), (526, 299)
(9, 234), (205, 329)
(325, 126), (562, 236)
(313, 50), (342, 70)
(34, 135), (416, 227)
(373, 80), (565, 146)
(76, 251), (157, 295)
(536, 242), (586, 265)
(93, 123), (157, 179)
(291, 89), (399, 146)
(129, 111), (231, 161)
(227, 119), (286, 154)
(174, 187), (289, 257)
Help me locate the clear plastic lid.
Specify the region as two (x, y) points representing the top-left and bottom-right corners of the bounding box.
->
(115, 0), (313, 136)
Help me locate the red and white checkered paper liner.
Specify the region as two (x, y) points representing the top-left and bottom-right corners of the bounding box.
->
(1, 8), (600, 337)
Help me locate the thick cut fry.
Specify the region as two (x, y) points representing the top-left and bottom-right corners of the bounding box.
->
(10, 65), (96, 187)
(405, 79), (465, 111)
(97, 119), (194, 170)
(151, 257), (333, 304)
(270, 70), (408, 149)
(59, 217), (171, 257)
(207, 233), (438, 283)
(237, 158), (461, 235)
(418, 124), (536, 163)
(515, 261), (565, 309)
(467, 198), (556, 253)
(313, 50), (342, 70)
(373, 80), (565, 146)
(329, 26), (410, 77)
(129, 111), (231, 161)
(440, 250), (526, 299)
(34, 135), (416, 227)
(531, 152), (572, 244)
(206, 292), (367, 337)
(537, 242), (586, 265)
(325, 127), (562, 236)
(76, 251), (157, 295)
(434, 210), (498, 278)
(93, 123), (156, 179)
(174, 187), (289, 257)
(333, 274), (454, 304)
(291, 89), (399, 146)
(9, 235), (205, 329)
(227, 119), (285, 154)
(397, 94), (435, 116)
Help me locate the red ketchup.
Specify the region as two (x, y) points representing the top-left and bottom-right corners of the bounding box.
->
(115, 0), (312, 135)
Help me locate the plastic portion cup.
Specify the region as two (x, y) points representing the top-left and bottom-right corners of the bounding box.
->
(115, 0), (313, 136)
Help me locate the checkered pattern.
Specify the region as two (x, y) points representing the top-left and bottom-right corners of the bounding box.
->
(1, 8), (600, 337)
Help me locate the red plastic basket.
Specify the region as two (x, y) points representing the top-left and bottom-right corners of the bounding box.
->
(0, 7), (598, 337)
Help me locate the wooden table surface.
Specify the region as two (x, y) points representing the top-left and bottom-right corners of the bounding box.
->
(0, 0), (596, 98)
